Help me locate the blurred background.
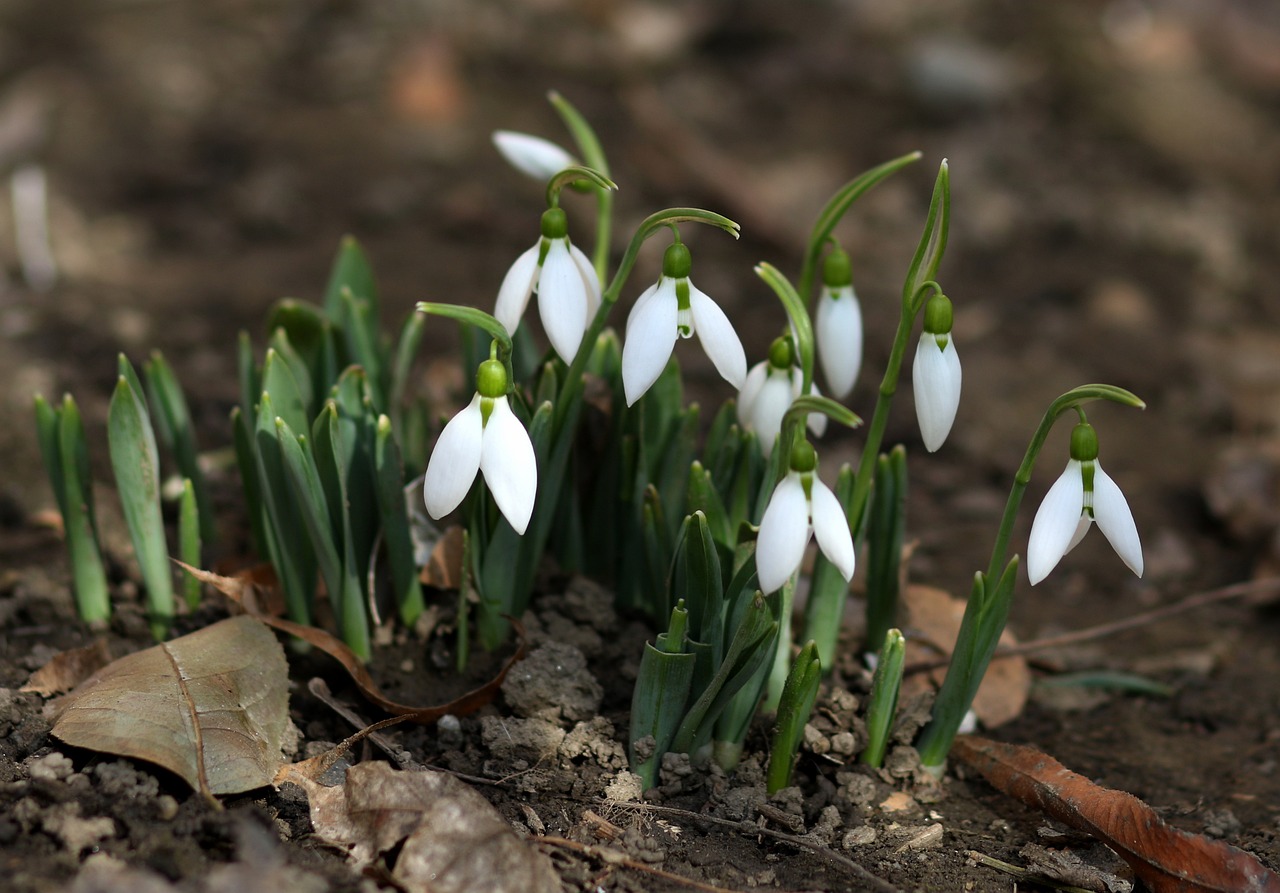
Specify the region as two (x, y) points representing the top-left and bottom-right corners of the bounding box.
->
(2, 0), (1279, 597)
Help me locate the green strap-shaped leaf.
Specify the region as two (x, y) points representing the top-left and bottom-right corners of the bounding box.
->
(177, 478), (202, 609)
(767, 640), (822, 792)
(860, 628), (906, 769)
(254, 392), (315, 627)
(323, 235), (378, 322)
(374, 414), (425, 628)
(144, 351), (216, 544)
(108, 374), (173, 639)
(865, 447), (907, 651)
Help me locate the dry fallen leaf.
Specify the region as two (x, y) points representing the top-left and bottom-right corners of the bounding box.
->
(51, 616), (290, 798)
(953, 735), (1280, 893)
(182, 562), (525, 723)
(22, 638), (113, 696)
(278, 760), (558, 893)
(902, 584), (1031, 727)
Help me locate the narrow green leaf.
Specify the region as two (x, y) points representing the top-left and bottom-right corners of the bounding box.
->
(237, 331), (260, 426)
(389, 311), (426, 430)
(254, 391), (315, 627)
(144, 351), (216, 544)
(860, 629), (905, 768)
(865, 446), (907, 650)
(261, 344), (310, 437)
(323, 235), (378, 321)
(375, 414), (425, 627)
(630, 641), (696, 790)
(178, 478), (202, 609)
(108, 374), (173, 639)
(230, 406), (269, 559)
(768, 640), (822, 792)
(339, 286), (387, 410)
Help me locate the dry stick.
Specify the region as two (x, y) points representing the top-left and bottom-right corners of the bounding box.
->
(536, 836), (763, 893)
(904, 577), (1280, 676)
(965, 851), (1097, 893)
(610, 801), (903, 893)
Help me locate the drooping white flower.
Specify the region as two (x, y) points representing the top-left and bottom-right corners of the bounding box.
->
(912, 293), (961, 452)
(737, 337), (827, 456)
(1026, 421), (1142, 585)
(492, 130), (575, 182)
(755, 441), (855, 594)
(815, 247), (863, 401)
(423, 355), (537, 534)
(621, 242), (746, 406)
(495, 207), (601, 363)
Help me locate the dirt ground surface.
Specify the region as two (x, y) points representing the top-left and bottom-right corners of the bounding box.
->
(3, 2), (1280, 891)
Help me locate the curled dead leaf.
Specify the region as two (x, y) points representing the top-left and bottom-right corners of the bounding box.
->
(954, 735), (1280, 893)
(278, 760), (558, 893)
(180, 561), (526, 723)
(22, 638), (113, 696)
(51, 616), (290, 797)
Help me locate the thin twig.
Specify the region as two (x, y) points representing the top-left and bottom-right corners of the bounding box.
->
(537, 836), (763, 893)
(965, 850), (1098, 893)
(609, 801), (903, 893)
(905, 577), (1280, 675)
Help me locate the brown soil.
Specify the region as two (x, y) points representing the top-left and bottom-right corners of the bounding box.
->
(3, 2), (1280, 891)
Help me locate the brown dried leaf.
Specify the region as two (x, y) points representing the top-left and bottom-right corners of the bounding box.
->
(278, 760), (558, 893)
(902, 584), (1031, 727)
(420, 523), (465, 590)
(51, 616), (290, 797)
(182, 562), (525, 723)
(22, 638), (113, 696)
(953, 735), (1280, 893)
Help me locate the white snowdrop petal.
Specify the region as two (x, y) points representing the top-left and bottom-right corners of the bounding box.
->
(688, 282), (747, 389)
(816, 286), (863, 401)
(625, 283), (660, 337)
(1026, 460), (1085, 585)
(423, 395), (484, 520)
(810, 479), (856, 581)
(737, 361), (768, 428)
(756, 474), (812, 594)
(479, 397), (538, 535)
(538, 240), (589, 362)
(568, 242), (603, 319)
(753, 372), (795, 457)
(492, 130), (575, 181)
(1065, 514), (1093, 555)
(912, 334), (962, 452)
(1092, 461), (1144, 577)
(621, 279), (679, 405)
(494, 245), (540, 336)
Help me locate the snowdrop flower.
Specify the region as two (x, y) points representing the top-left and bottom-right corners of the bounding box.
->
(495, 206), (601, 363)
(737, 336), (826, 456)
(1026, 421), (1142, 585)
(423, 353), (537, 535)
(815, 247), (863, 401)
(912, 292), (961, 452)
(492, 130), (575, 182)
(621, 241), (746, 406)
(756, 440), (855, 594)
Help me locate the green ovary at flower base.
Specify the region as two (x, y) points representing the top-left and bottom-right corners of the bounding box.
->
(422, 347), (538, 535)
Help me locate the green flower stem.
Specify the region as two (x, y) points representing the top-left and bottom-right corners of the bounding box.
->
(548, 91), (613, 282)
(545, 165), (616, 208)
(916, 383), (1144, 770)
(755, 263), (814, 394)
(797, 151), (923, 303)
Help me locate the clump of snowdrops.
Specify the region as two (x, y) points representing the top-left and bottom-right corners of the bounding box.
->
(34, 92), (1144, 784)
